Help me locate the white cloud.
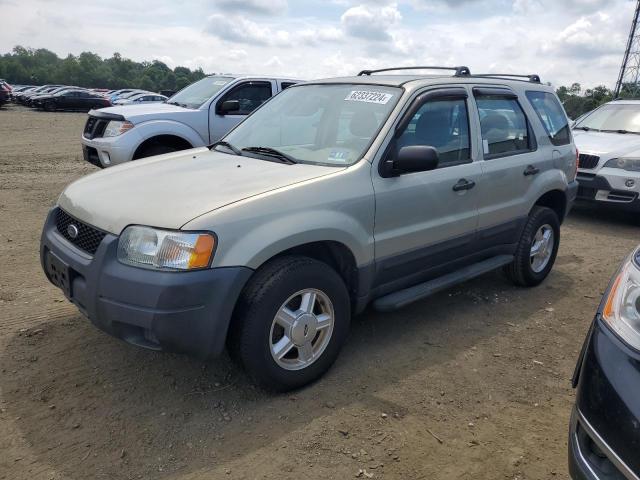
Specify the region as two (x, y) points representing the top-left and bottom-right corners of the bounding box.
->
(205, 14), (292, 46)
(0, 0), (636, 89)
(214, 0), (288, 15)
(341, 3), (402, 41)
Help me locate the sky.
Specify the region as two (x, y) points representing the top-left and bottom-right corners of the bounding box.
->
(0, 0), (636, 88)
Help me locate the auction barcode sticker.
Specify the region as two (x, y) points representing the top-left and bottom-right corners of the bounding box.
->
(345, 90), (393, 104)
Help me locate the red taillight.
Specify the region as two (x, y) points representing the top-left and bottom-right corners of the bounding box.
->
(574, 148), (579, 180)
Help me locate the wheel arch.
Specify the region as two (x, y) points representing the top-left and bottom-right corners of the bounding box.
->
(132, 134), (194, 159)
(266, 241), (360, 304)
(533, 189), (567, 224)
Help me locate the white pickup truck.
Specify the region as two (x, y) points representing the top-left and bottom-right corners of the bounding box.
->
(81, 75), (300, 168)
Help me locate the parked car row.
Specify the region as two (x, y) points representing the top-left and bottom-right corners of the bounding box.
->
(5, 83), (167, 112)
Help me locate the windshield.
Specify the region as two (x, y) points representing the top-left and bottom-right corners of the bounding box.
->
(222, 84), (401, 166)
(168, 76), (235, 109)
(575, 103), (640, 133)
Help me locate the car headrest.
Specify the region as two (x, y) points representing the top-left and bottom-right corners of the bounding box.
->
(415, 109), (451, 148)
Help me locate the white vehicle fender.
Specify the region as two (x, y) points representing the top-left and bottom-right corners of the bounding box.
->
(132, 119), (206, 149)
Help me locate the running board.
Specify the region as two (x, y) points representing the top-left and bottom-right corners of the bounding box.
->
(373, 255), (514, 312)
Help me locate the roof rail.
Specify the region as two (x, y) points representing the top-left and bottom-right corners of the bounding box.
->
(472, 74), (541, 84)
(357, 66), (471, 77)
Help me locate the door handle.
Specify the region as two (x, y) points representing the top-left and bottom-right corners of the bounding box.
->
(452, 178), (476, 192)
(523, 165), (540, 176)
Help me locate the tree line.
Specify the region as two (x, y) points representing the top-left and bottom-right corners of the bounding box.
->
(0, 46), (631, 117)
(0, 46), (207, 92)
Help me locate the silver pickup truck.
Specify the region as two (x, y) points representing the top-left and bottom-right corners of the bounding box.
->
(81, 74), (299, 167)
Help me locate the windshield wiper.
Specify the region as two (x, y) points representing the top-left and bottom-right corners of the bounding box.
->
(167, 101), (188, 108)
(574, 126), (598, 132)
(210, 141), (243, 156)
(241, 146), (297, 164)
(601, 129), (640, 135)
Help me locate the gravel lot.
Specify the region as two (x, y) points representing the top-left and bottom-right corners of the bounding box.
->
(0, 104), (638, 480)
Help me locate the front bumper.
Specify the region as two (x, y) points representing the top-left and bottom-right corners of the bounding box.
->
(570, 319), (640, 479)
(81, 134), (137, 168)
(40, 208), (253, 359)
(576, 172), (640, 212)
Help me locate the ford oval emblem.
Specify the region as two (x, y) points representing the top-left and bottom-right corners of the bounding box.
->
(67, 224), (79, 239)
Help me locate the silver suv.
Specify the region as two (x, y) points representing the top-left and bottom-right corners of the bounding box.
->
(81, 75), (299, 168)
(573, 99), (640, 212)
(41, 66), (578, 391)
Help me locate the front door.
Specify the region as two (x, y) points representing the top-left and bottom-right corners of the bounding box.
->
(208, 80), (274, 143)
(372, 88), (481, 289)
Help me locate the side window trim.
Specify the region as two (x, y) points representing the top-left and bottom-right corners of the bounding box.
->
(215, 80), (274, 116)
(379, 87), (472, 177)
(473, 88), (537, 160)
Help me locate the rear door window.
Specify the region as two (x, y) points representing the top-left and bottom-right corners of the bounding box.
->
(526, 91), (571, 146)
(475, 95), (531, 158)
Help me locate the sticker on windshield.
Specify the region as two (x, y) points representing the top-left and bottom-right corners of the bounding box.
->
(328, 150), (351, 163)
(213, 80), (229, 85)
(345, 90), (393, 104)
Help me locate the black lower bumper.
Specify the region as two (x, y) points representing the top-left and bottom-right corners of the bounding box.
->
(570, 319), (640, 479)
(40, 208), (253, 359)
(576, 174), (640, 212)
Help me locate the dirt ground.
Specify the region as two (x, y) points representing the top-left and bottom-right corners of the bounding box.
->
(0, 103), (638, 480)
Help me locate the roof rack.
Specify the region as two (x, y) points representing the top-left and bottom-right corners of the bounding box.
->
(472, 74), (541, 84)
(357, 66), (471, 77)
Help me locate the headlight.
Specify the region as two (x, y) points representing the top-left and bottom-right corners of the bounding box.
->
(602, 249), (640, 350)
(103, 120), (134, 137)
(604, 157), (640, 172)
(117, 226), (216, 270)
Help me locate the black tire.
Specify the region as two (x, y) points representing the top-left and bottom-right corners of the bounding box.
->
(134, 143), (180, 160)
(43, 101), (56, 112)
(504, 206), (560, 287)
(228, 255), (351, 392)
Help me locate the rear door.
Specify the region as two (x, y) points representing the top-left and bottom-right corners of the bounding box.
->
(471, 86), (546, 249)
(372, 87), (482, 290)
(209, 80), (275, 143)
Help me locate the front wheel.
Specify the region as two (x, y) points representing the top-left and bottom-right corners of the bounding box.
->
(44, 101), (56, 112)
(228, 256), (350, 391)
(504, 206), (560, 287)
(133, 143), (179, 160)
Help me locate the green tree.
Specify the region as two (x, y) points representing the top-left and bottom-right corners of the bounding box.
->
(0, 45), (210, 92)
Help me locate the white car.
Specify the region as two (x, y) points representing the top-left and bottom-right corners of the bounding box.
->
(573, 99), (640, 213)
(113, 92), (168, 105)
(81, 75), (300, 168)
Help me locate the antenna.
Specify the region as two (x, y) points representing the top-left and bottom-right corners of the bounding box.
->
(615, 0), (640, 98)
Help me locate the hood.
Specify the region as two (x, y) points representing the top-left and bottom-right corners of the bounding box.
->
(573, 129), (640, 158)
(58, 148), (343, 234)
(94, 103), (197, 124)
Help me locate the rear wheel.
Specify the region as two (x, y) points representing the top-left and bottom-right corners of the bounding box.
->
(504, 206), (560, 287)
(228, 256), (350, 391)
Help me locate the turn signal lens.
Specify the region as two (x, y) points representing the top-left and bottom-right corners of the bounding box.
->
(189, 235), (216, 269)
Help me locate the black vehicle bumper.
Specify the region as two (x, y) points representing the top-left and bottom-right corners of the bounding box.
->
(576, 174), (640, 213)
(40, 208), (253, 359)
(570, 319), (640, 479)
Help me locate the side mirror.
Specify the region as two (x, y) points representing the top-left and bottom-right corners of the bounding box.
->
(218, 99), (240, 115)
(389, 145), (439, 175)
